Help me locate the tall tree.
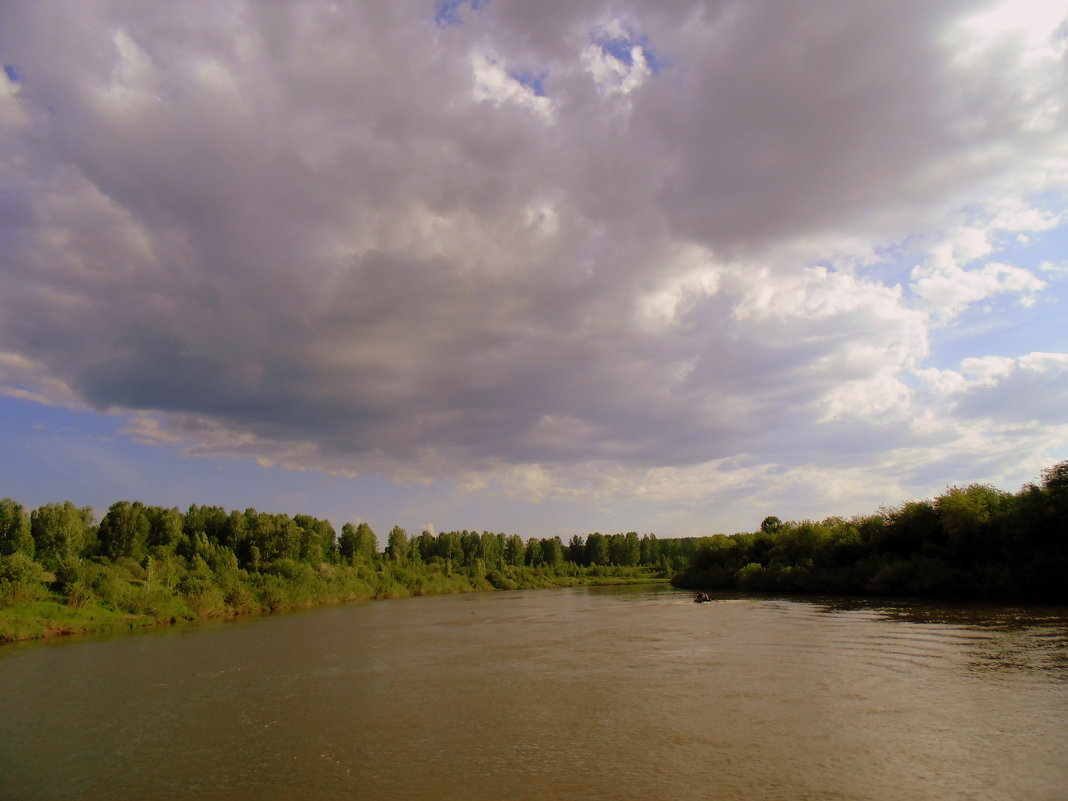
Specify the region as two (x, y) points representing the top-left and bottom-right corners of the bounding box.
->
(639, 533), (659, 565)
(585, 532), (610, 566)
(504, 534), (524, 566)
(541, 536), (564, 567)
(353, 522), (378, 562)
(480, 531), (502, 569)
(0, 498), (33, 557)
(524, 538), (543, 566)
(30, 501), (94, 565)
(98, 501), (151, 561)
(567, 535), (586, 564)
(386, 526), (409, 562)
(146, 506), (185, 550)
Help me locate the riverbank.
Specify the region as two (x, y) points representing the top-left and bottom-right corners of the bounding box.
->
(0, 571), (667, 645)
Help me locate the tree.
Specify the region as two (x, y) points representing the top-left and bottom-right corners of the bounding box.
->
(417, 530), (437, 563)
(98, 501), (151, 561)
(541, 537), (564, 567)
(524, 538), (543, 566)
(460, 530), (481, 566)
(31, 501), (94, 565)
(221, 509), (248, 552)
(386, 526), (409, 562)
(1042, 460), (1068, 498)
(504, 534), (524, 566)
(0, 498), (33, 557)
(760, 516), (784, 534)
(183, 504), (229, 545)
(294, 514), (336, 564)
(353, 523), (378, 562)
(567, 535), (586, 565)
(936, 484), (1011, 561)
(480, 531), (502, 569)
(243, 512), (301, 563)
(585, 532), (609, 566)
(1041, 461), (1068, 520)
(881, 500), (939, 556)
(639, 534), (659, 565)
(338, 523), (359, 563)
(147, 506), (185, 550)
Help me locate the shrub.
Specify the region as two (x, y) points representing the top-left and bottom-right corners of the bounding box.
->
(0, 553), (50, 605)
(486, 569), (518, 590)
(64, 580), (97, 608)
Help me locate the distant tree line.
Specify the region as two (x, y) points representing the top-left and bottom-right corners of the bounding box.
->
(673, 462), (1068, 601)
(0, 496), (707, 638)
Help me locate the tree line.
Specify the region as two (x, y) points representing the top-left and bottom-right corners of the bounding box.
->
(673, 461), (1068, 601)
(0, 497), (707, 639)
(4, 461), (1062, 640)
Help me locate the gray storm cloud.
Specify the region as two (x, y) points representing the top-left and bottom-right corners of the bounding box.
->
(0, 0), (1065, 491)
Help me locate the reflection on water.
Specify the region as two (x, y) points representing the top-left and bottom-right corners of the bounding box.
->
(814, 597), (1068, 675)
(2, 586), (1066, 801)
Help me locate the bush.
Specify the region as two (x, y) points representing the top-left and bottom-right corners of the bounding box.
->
(64, 580), (97, 608)
(52, 555), (86, 593)
(255, 574), (291, 611)
(0, 553), (50, 605)
(486, 570), (518, 590)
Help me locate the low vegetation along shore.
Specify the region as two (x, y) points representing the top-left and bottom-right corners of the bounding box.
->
(0, 503), (693, 643)
(2, 461), (1065, 644)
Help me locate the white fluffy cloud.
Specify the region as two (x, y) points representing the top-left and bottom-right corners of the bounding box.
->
(909, 227), (1047, 320)
(1, 0), (1066, 528)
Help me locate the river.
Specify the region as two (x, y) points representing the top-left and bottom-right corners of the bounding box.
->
(2, 585), (1066, 800)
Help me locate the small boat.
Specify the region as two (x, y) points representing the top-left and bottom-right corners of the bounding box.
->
(693, 592), (713, 603)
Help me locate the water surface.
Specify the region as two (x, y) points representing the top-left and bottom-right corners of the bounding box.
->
(3, 586), (1066, 800)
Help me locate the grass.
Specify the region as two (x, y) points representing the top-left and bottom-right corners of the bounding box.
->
(0, 573), (671, 645)
(0, 599), (173, 643)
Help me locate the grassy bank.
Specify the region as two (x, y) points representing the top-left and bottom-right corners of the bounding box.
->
(1, 563), (666, 645)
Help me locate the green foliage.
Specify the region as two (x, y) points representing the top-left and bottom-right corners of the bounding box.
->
(585, 532), (610, 566)
(504, 534), (524, 566)
(485, 569), (518, 590)
(760, 516), (784, 534)
(0, 499), (34, 557)
(675, 465), (1068, 601)
(0, 552), (49, 604)
(338, 522), (377, 564)
(30, 502), (94, 566)
(385, 526), (409, 562)
(98, 501), (151, 561)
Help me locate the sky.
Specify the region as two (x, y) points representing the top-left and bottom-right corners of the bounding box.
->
(1, 0), (1066, 542)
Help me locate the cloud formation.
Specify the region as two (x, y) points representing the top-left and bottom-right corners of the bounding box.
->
(1, 0), (1065, 524)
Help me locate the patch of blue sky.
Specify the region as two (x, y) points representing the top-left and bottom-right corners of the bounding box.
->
(594, 32), (666, 74)
(4, 63), (23, 83)
(510, 70), (548, 97)
(928, 296), (1056, 363)
(931, 260), (1065, 370)
(0, 395), (126, 509)
(0, 394), (116, 440)
(846, 239), (922, 289)
(996, 225), (1068, 273)
(0, 393), (389, 530)
(434, 0), (484, 28)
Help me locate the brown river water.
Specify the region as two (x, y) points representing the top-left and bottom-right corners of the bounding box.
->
(2, 585), (1066, 800)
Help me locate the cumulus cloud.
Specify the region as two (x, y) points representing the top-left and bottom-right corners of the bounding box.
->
(1, 0), (1066, 522)
(908, 226), (1048, 320)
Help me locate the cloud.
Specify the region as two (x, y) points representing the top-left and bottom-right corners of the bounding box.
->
(909, 227), (1048, 320)
(0, 0), (1066, 521)
(924, 352), (1068, 425)
(471, 51), (554, 118)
